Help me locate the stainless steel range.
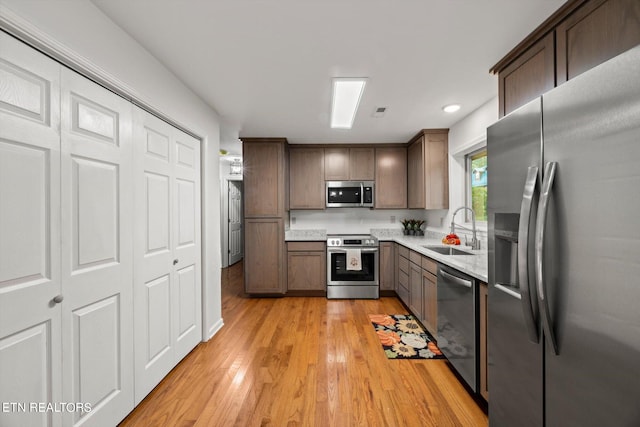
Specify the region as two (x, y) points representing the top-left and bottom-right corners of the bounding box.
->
(326, 235), (379, 299)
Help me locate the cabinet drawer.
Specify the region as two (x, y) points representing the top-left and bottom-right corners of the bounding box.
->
(409, 250), (422, 266)
(398, 256), (409, 274)
(397, 284), (409, 305)
(398, 270), (409, 289)
(287, 241), (325, 252)
(421, 257), (437, 275)
(398, 245), (409, 258)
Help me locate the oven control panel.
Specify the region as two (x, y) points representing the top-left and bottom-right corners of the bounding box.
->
(326, 236), (378, 247)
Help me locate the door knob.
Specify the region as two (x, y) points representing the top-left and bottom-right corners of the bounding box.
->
(53, 295), (64, 304)
(173, 259), (179, 265)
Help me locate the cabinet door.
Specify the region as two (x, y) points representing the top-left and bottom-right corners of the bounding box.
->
(394, 244), (400, 292)
(409, 262), (423, 319)
(245, 219), (285, 294)
(0, 33), (63, 427)
(379, 242), (395, 290)
(349, 147), (375, 180)
(479, 282), (489, 401)
(422, 270), (438, 337)
(499, 32), (555, 117)
(287, 251), (326, 291)
(375, 147), (407, 209)
(324, 147), (349, 180)
(397, 255), (410, 305)
(407, 139), (425, 208)
(243, 141), (285, 217)
(425, 132), (449, 210)
(556, 0), (640, 85)
(289, 147), (325, 209)
(60, 68), (134, 426)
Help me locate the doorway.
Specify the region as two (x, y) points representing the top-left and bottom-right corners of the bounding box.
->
(227, 180), (243, 265)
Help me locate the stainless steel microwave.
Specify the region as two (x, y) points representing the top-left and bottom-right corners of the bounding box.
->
(326, 181), (374, 208)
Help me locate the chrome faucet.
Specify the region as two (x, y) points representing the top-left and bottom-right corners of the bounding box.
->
(451, 206), (480, 250)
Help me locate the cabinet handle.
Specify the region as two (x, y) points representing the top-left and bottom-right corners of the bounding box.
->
(173, 259), (179, 265)
(53, 295), (64, 304)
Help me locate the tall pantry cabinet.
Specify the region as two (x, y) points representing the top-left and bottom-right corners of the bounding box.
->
(242, 138), (288, 294)
(0, 32), (202, 427)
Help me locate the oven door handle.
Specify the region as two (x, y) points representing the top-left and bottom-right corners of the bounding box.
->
(327, 248), (378, 253)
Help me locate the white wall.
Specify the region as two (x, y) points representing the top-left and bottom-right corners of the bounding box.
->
(425, 97), (498, 243)
(1, 0), (223, 339)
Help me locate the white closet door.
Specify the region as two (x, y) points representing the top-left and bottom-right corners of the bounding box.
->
(0, 32), (63, 427)
(60, 69), (134, 426)
(133, 108), (201, 403)
(171, 127), (201, 362)
(132, 109), (175, 402)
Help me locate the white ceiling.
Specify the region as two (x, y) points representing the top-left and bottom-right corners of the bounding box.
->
(91, 0), (565, 156)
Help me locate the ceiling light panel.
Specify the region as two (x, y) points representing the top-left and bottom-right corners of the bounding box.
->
(331, 78), (367, 129)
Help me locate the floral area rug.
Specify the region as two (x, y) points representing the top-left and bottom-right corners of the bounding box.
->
(369, 314), (445, 360)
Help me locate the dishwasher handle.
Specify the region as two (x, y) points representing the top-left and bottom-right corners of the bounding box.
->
(439, 269), (473, 288)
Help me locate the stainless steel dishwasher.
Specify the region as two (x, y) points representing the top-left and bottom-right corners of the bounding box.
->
(437, 265), (477, 392)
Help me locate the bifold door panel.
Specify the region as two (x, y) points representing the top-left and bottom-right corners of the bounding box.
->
(60, 68), (134, 427)
(0, 32), (63, 427)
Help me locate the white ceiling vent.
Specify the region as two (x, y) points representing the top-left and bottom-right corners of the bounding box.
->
(372, 107), (387, 118)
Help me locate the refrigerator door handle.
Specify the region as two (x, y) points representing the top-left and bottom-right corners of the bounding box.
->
(518, 166), (540, 343)
(535, 161), (559, 355)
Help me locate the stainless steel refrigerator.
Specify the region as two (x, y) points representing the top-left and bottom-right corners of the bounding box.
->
(487, 44), (640, 427)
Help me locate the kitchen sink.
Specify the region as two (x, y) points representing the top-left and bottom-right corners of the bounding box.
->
(422, 246), (474, 256)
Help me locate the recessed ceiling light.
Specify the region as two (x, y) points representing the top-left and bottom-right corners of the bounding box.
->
(442, 104), (461, 113)
(331, 78), (367, 129)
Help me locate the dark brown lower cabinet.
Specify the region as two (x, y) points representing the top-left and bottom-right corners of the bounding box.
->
(244, 218), (285, 294)
(286, 241), (326, 292)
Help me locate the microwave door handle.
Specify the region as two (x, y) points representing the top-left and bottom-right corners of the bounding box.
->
(518, 166), (540, 343)
(535, 161), (559, 355)
(360, 183), (364, 206)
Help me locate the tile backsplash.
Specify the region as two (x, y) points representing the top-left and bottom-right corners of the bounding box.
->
(289, 209), (487, 248)
(290, 209), (428, 235)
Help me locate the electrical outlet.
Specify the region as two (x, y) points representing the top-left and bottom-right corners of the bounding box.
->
(390, 215), (396, 223)
(291, 216), (296, 224)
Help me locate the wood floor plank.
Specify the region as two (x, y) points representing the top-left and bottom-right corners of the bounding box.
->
(119, 261), (488, 427)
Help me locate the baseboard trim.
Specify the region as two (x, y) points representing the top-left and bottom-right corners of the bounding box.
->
(205, 318), (224, 341)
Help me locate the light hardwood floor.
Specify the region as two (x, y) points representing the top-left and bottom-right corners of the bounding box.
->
(119, 262), (488, 426)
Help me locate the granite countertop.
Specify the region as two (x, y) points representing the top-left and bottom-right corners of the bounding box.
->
(285, 228), (487, 282)
(378, 235), (488, 283)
